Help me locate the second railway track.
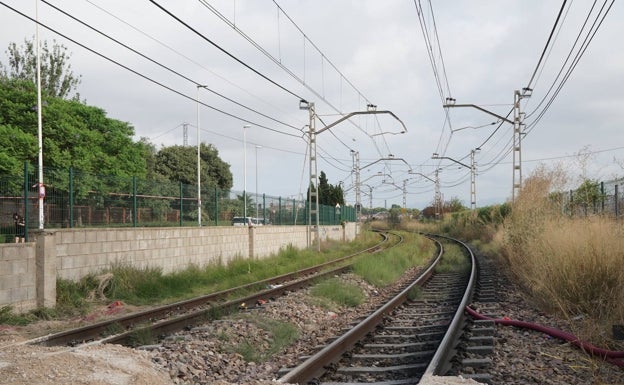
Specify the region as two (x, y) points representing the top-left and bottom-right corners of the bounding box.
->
(29, 229), (401, 347)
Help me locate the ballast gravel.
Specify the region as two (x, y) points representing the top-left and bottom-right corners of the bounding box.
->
(0, 257), (622, 384)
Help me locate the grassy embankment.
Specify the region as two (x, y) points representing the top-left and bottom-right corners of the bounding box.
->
(412, 166), (624, 348)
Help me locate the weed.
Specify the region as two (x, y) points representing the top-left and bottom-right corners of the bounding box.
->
(311, 278), (364, 308)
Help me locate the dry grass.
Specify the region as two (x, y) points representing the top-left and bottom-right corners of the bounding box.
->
(498, 165), (624, 345)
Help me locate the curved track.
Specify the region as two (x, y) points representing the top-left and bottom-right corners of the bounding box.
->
(278, 234), (477, 385)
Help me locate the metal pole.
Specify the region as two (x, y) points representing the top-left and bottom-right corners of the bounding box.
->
(244, 125), (250, 222)
(35, 0), (44, 230)
(255, 145), (261, 220)
(470, 149), (477, 210)
(196, 86), (203, 226)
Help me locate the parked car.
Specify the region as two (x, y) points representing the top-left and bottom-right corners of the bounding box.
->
(232, 217), (252, 226)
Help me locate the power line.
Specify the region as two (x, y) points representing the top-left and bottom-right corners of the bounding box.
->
(40, 0), (300, 132)
(525, 0), (568, 90)
(0, 2), (301, 139)
(148, 0), (306, 102)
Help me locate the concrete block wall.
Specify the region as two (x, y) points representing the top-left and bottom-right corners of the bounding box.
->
(1, 223), (359, 311)
(54, 226), (250, 281)
(0, 243), (37, 312)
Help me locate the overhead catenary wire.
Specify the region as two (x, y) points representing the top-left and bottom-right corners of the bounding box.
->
(148, 0), (307, 103)
(0, 2), (301, 139)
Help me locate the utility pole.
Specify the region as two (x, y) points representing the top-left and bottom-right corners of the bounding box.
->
(183, 123), (188, 146)
(444, 89), (532, 202)
(301, 101), (319, 251)
(351, 150), (361, 221)
(470, 149), (479, 210)
(434, 169), (442, 219)
(299, 101), (408, 251)
(512, 89), (531, 201)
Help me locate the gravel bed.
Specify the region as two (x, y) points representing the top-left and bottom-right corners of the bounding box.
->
(1, 253), (622, 384)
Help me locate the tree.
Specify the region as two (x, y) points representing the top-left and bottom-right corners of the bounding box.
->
(154, 144), (233, 190)
(0, 77), (148, 178)
(1, 38), (81, 100)
(315, 171), (344, 206)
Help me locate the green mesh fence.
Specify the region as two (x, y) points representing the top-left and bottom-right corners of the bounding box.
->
(0, 164), (356, 242)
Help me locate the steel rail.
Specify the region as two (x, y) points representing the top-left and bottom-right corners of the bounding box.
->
(31, 230), (396, 347)
(422, 234), (477, 378)
(278, 235), (444, 384)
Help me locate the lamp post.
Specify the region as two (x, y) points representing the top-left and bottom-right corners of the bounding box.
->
(243, 124), (250, 222)
(255, 145), (261, 221)
(196, 85), (208, 226)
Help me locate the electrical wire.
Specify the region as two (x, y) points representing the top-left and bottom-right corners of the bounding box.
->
(525, 0), (568, 90)
(148, 0), (306, 102)
(40, 0), (300, 132)
(0, 2), (301, 139)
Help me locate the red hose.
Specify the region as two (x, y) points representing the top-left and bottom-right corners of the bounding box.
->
(465, 306), (624, 367)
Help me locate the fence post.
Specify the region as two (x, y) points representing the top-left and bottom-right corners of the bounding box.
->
(132, 176), (137, 227)
(69, 167), (74, 228)
(292, 199), (296, 225)
(215, 187), (219, 226)
(23, 162), (29, 241)
(263, 194), (266, 224)
(278, 196), (282, 225)
(179, 182), (183, 227)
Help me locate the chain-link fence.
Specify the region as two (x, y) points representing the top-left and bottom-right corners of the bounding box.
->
(1, 164), (355, 243)
(560, 179), (624, 218)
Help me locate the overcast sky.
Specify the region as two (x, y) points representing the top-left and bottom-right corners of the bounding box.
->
(1, 0), (622, 210)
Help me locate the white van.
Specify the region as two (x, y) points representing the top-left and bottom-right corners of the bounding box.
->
(232, 217), (252, 226)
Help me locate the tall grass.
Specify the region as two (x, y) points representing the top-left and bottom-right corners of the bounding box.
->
(499, 165), (624, 342)
(53, 232), (383, 310)
(353, 232), (434, 287)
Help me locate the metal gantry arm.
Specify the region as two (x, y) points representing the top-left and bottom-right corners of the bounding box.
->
(431, 152), (479, 210)
(300, 101), (408, 251)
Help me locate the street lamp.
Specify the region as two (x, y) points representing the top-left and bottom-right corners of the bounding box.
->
(243, 124), (251, 222)
(255, 145), (262, 221)
(196, 85), (208, 226)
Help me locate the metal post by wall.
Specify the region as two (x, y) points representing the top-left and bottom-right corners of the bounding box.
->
(306, 102), (320, 251)
(278, 196), (282, 225)
(132, 176), (137, 227)
(23, 162), (29, 241)
(69, 167), (74, 228)
(179, 182), (183, 227)
(214, 187), (219, 226)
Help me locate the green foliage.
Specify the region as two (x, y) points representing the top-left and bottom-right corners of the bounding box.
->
(154, 144), (232, 190)
(0, 77), (149, 181)
(353, 232), (433, 286)
(0, 38), (81, 99)
(228, 315), (298, 362)
(310, 278), (365, 308)
(0, 306), (35, 325)
(434, 243), (470, 273)
(56, 276), (100, 315)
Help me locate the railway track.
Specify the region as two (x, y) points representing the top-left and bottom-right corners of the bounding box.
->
(278, 234), (477, 385)
(30, 230), (401, 347)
